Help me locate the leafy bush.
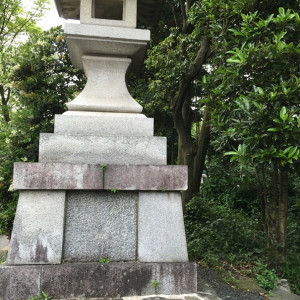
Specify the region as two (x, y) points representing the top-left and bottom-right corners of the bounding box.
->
(185, 187), (265, 262)
(255, 262), (278, 291)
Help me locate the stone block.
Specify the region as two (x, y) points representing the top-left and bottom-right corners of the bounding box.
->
(7, 191), (65, 265)
(41, 263), (155, 298)
(0, 262), (197, 299)
(41, 262), (196, 298)
(65, 23), (150, 69)
(13, 162), (103, 190)
(13, 163), (187, 191)
(66, 56), (143, 113)
(54, 114), (154, 136)
(156, 263), (197, 295)
(63, 111), (147, 118)
(63, 191), (137, 262)
(138, 192), (188, 262)
(0, 266), (41, 300)
(104, 165), (188, 191)
(39, 134), (167, 165)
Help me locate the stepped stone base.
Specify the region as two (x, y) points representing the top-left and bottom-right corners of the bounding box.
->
(39, 134), (166, 165)
(0, 262), (197, 300)
(54, 115), (154, 136)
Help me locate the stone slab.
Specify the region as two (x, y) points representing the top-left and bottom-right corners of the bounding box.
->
(13, 163), (187, 191)
(138, 192), (188, 262)
(0, 266), (41, 300)
(39, 134), (167, 165)
(63, 111), (147, 118)
(7, 191), (65, 265)
(155, 263), (197, 295)
(65, 23), (150, 70)
(104, 165), (188, 191)
(42, 263), (154, 298)
(0, 262), (197, 299)
(13, 163), (103, 190)
(54, 114), (154, 136)
(41, 263), (197, 298)
(63, 191), (137, 262)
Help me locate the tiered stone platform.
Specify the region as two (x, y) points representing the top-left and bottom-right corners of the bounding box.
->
(0, 2), (197, 297)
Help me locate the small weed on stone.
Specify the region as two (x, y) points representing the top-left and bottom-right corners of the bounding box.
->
(28, 291), (51, 300)
(99, 257), (111, 263)
(151, 279), (160, 294)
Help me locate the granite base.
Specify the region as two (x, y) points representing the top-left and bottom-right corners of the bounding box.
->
(0, 262), (197, 300)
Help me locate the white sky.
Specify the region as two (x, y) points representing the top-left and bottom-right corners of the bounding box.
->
(22, 0), (77, 30)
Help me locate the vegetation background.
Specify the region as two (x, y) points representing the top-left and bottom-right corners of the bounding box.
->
(0, 0), (299, 295)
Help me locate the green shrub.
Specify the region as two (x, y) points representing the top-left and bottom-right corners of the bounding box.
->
(255, 262), (278, 291)
(185, 193), (265, 262)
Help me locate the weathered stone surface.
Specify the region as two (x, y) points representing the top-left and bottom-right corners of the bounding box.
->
(124, 294), (203, 300)
(54, 114), (154, 136)
(41, 263), (155, 298)
(156, 263), (197, 295)
(104, 165), (187, 191)
(138, 192), (188, 262)
(0, 266), (41, 300)
(41, 263), (196, 298)
(13, 163), (103, 190)
(13, 163), (187, 191)
(0, 262), (197, 299)
(39, 134), (167, 165)
(63, 191), (137, 262)
(65, 23), (150, 70)
(7, 191), (65, 265)
(66, 56), (143, 113)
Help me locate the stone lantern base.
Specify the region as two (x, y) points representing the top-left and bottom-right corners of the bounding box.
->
(0, 262), (197, 299)
(0, 23), (198, 300)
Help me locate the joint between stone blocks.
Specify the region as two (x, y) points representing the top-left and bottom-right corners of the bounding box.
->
(13, 163), (188, 191)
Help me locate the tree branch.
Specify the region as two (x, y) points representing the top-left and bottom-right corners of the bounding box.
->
(172, 35), (210, 115)
(179, 0), (188, 32)
(192, 108), (210, 193)
(166, 0), (179, 27)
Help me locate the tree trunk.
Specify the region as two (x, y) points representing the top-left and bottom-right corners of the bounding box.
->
(255, 166), (267, 232)
(267, 167), (279, 265)
(171, 36), (211, 207)
(192, 109), (210, 195)
(255, 164), (289, 268)
(0, 85), (10, 122)
(278, 166), (288, 266)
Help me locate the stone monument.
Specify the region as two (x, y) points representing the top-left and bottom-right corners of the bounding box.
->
(0, 0), (197, 299)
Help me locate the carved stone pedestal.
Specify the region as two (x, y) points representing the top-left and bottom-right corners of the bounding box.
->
(0, 4), (197, 298)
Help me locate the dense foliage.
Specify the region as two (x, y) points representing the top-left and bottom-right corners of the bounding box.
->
(140, 0), (300, 293)
(0, 27), (85, 236)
